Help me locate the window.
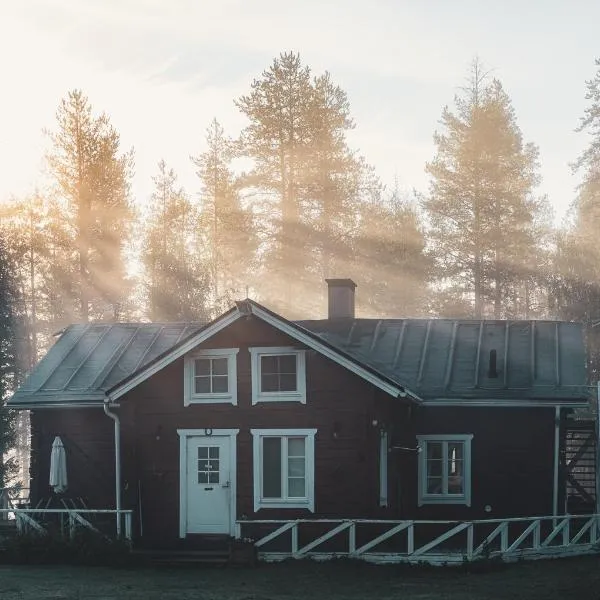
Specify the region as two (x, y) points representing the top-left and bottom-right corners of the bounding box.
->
(417, 434), (473, 506)
(249, 347), (306, 404)
(184, 348), (239, 406)
(197, 446), (220, 484)
(251, 428), (316, 511)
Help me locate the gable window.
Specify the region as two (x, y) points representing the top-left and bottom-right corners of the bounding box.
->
(251, 428), (316, 511)
(184, 348), (239, 406)
(249, 347), (306, 404)
(417, 434), (473, 506)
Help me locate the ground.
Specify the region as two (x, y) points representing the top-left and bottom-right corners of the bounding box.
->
(0, 556), (599, 600)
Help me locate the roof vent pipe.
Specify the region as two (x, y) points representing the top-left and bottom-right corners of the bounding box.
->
(326, 279), (357, 319)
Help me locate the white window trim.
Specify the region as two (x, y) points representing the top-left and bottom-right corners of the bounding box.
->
(379, 431), (389, 508)
(177, 428), (240, 538)
(251, 428), (316, 512)
(417, 434), (473, 507)
(249, 346), (306, 405)
(183, 348), (239, 406)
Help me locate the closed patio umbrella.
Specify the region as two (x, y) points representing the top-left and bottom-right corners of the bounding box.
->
(49, 436), (68, 494)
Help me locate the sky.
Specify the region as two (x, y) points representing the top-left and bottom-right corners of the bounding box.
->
(0, 0), (599, 224)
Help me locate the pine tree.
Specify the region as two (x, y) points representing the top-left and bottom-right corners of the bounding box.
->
(236, 52), (366, 315)
(46, 90), (134, 322)
(141, 160), (210, 321)
(423, 61), (547, 318)
(549, 58), (600, 376)
(353, 182), (431, 317)
(191, 119), (256, 311)
(0, 231), (19, 488)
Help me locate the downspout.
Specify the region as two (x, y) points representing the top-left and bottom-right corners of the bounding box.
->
(597, 382), (600, 517)
(553, 406), (560, 524)
(103, 394), (122, 537)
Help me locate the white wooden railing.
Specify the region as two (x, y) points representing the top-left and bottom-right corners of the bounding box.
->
(236, 514), (600, 564)
(0, 508), (133, 541)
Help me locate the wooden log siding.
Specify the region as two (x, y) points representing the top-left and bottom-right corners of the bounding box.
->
(29, 408), (115, 509)
(401, 405), (560, 521)
(117, 316), (408, 545)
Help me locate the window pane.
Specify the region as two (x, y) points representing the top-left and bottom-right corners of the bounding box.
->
(427, 442), (442, 461)
(287, 438), (305, 457)
(427, 459), (442, 477)
(427, 477), (443, 494)
(198, 472), (208, 484)
(212, 358), (228, 376)
(212, 375), (229, 393)
(208, 471), (220, 484)
(198, 447), (208, 459)
(288, 457), (305, 477)
(195, 359), (210, 376)
(195, 377), (211, 394)
(288, 477), (305, 498)
(261, 374), (280, 392)
(448, 473), (464, 494)
(279, 354), (297, 374)
(279, 374), (297, 391)
(448, 443), (463, 476)
(261, 355), (278, 374)
(263, 438), (282, 498)
(208, 446), (219, 459)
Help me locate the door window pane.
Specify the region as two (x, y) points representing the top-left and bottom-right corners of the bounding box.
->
(198, 446), (220, 485)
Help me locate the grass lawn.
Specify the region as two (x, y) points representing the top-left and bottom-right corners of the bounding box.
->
(0, 555), (599, 600)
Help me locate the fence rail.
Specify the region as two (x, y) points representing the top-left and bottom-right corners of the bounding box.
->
(236, 514), (600, 564)
(0, 507), (133, 541)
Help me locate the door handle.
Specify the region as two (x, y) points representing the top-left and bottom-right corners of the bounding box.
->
(221, 481), (230, 488)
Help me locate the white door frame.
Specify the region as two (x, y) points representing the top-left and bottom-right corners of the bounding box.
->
(177, 428), (239, 538)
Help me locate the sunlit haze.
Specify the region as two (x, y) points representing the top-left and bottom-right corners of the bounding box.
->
(1, 0), (599, 222)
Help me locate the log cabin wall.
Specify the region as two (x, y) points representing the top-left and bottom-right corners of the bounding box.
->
(117, 315), (409, 545)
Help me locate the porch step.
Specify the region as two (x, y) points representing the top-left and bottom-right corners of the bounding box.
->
(133, 549), (230, 566)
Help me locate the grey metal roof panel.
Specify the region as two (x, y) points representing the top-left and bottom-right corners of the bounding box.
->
(8, 314), (590, 408)
(297, 318), (589, 401)
(9, 322), (206, 407)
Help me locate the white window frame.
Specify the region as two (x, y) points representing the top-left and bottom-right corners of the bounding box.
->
(249, 346), (306, 405)
(417, 434), (473, 507)
(251, 428), (316, 512)
(183, 348), (239, 406)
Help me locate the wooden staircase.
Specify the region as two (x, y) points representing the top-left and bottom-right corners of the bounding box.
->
(132, 535), (257, 566)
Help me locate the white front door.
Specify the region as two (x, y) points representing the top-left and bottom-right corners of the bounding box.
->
(185, 435), (232, 534)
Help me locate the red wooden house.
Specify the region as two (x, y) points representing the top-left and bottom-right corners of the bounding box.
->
(7, 280), (592, 560)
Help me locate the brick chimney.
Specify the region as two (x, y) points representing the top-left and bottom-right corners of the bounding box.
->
(326, 279), (357, 319)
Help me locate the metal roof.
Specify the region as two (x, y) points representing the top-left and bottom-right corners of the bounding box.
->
(8, 313), (590, 408)
(298, 318), (589, 402)
(9, 322), (204, 407)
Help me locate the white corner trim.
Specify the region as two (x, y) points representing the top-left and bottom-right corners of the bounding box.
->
(110, 310), (241, 401)
(379, 431), (389, 508)
(248, 304), (416, 401)
(177, 428), (240, 538)
(249, 347), (306, 405)
(250, 428), (317, 513)
(417, 434), (473, 507)
(183, 348), (239, 407)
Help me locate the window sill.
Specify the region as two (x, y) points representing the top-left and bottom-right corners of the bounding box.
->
(184, 394), (237, 406)
(252, 393), (306, 405)
(256, 499), (314, 512)
(418, 496), (470, 507)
